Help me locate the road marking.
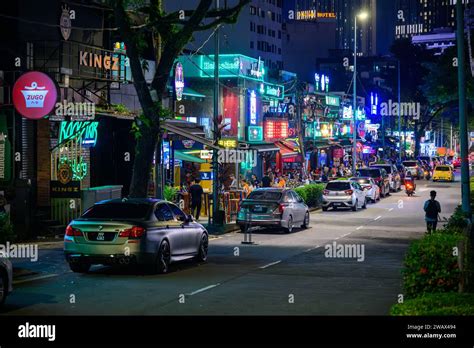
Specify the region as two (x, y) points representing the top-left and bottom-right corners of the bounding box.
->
(388, 208), (394, 212)
(259, 260), (281, 269)
(305, 245), (320, 252)
(356, 226), (364, 230)
(186, 283), (221, 296)
(13, 273), (59, 285)
(341, 233), (350, 237)
(374, 216), (382, 221)
(334, 236), (341, 240)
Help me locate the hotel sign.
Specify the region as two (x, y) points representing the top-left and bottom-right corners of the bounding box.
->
(296, 10), (336, 21)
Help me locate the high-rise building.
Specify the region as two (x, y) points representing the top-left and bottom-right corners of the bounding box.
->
(165, 0), (283, 71)
(395, 0), (471, 39)
(284, 0), (379, 56)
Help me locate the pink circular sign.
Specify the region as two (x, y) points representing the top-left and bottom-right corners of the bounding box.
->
(13, 71), (58, 120)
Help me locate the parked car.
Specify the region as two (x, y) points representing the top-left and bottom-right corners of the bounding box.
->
(433, 165), (455, 182)
(403, 160), (423, 179)
(350, 177), (380, 203)
(356, 168), (390, 198)
(0, 257), (13, 307)
(64, 198), (209, 274)
(236, 188), (309, 233)
(369, 163), (402, 192)
(322, 180), (367, 211)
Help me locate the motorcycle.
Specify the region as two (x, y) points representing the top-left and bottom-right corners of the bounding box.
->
(423, 169), (431, 180)
(405, 179), (415, 196)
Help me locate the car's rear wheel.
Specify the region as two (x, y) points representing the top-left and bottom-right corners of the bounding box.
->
(196, 234), (208, 262)
(0, 272), (7, 306)
(284, 216), (293, 233)
(155, 240), (171, 274)
(322, 206), (328, 212)
(301, 211), (310, 229)
(69, 262), (91, 274)
(362, 199), (367, 209)
(352, 200), (358, 211)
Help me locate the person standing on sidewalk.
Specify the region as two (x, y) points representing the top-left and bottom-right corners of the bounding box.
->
(424, 190), (441, 234)
(189, 178), (204, 220)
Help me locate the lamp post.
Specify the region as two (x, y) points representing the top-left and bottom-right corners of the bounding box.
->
(352, 11), (368, 174)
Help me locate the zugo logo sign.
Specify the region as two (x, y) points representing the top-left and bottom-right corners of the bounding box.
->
(13, 71), (58, 120)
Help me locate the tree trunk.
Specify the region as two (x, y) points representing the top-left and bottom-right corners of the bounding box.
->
(414, 121), (422, 158)
(129, 126), (159, 198)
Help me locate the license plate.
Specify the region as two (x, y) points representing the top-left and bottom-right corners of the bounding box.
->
(333, 203), (342, 206)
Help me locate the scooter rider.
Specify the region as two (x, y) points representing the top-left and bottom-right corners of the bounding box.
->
(404, 171), (416, 192)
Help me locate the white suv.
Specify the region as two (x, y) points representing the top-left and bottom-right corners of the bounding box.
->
(322, 180), (367, 212)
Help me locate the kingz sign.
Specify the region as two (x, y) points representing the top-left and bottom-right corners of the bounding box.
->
(79, 51), (119, 71)
(217, 149), (258, 168)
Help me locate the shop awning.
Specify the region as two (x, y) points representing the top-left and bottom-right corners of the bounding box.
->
(275, 141), (299, 158)
(247, 142), (280, 153)
(174, 150), (206, 163)
(164, 119), (206, 136)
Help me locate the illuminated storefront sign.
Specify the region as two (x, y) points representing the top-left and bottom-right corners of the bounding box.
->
(198, 54), (265, 81)
(218, 138), (238, 148)
(248, 126), (263, 142)
(264, 119), (289, 141)
(315, 73), (329, 92)
(59, 121), (99, 147)
(296, 10), (336, 20)
(13, 71), (58, 120)
(342, 106), (366, 120)
(325, 95), (340, 106)
(370, 92), (379, 115)
(249, 90), (257, 125)
(59, 157), (88, 181)
(260, 82), (284, 100)
(174, 62), (184, 101)
(200, 150), (212, 159)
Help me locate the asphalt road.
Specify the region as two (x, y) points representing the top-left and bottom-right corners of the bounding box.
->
(1, 175), (462, 315)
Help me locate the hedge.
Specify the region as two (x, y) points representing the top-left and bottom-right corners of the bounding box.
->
(401, 232), (467, 298)
(391, 292), (474, 315)
(294, 184), (325, 208)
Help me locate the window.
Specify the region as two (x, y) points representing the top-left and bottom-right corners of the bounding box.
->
(250, 41), (254, 49)
(325, 182), (351, 191)
(250, 22), (255, 32)
(81, 203), (151, 220)
(154, 203), (174, 221)
(278, 30), (281, 39)
(278, 48), (281, 54)
(250, 6), (257, 15)
(271, 12), (276, 21)
(247, 191), (282, 201)
(169, 204), (187, 222)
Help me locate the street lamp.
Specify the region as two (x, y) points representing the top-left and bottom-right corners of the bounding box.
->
(352, 11), (369, 174)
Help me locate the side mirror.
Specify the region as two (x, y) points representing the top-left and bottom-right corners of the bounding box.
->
(186, 214), (194, 223)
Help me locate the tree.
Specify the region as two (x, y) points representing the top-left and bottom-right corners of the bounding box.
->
(111, 0), (250, 197)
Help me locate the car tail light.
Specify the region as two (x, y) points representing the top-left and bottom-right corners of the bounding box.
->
(65, 225), (82, 237)
(344, 189), (353, 195)
(323, 189), (330, 195)
(278, 204), (285, 214)
(119, 226), (146, 239)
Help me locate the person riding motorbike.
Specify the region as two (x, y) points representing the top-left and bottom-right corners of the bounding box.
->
(404, 171), (416, 194)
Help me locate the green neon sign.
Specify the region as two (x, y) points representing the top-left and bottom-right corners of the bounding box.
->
(260, 82), (285, 100)
(198, 54), (265, 81)
(59, 157), (88, 181)
(248, 126), (263, 142)
(325, 96), (340, 106)
(59, 121), (98, 146)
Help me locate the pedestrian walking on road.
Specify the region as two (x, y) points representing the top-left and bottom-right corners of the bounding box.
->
(424, 190), (441, 234)
(189, 178), (204, 220)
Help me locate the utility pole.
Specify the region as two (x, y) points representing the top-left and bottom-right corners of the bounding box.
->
(456, 0), (472, 221)
(212, 0), (220, 224)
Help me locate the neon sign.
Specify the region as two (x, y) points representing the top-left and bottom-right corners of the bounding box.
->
(59, 121), (98, 147)
(174, 62), (184, 101)
(249, 90), (257, 125)
(264, 119), (289, 141)
(248, 126), (263, 142)
(59, 157), (88, 181)
(370, 92), (379, 115)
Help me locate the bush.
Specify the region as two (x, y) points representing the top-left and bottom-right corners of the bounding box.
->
(0, 213), (15, 244)
(444, 205), (469, 232)
(390, 292), (474, 315)
(294, 184), (324, 207)
(402, 232), (467, 298)
(163, 185), (178, 202)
